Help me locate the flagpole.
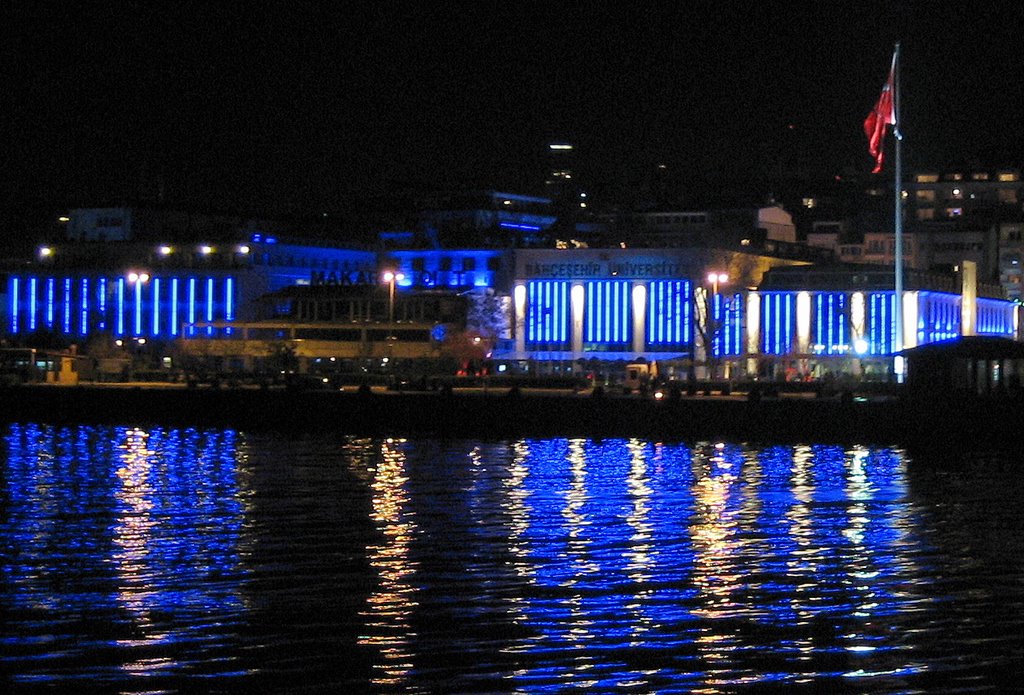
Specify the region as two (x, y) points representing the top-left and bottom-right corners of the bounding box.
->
(892, 42), (904, 377)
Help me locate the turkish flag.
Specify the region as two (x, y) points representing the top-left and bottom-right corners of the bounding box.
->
(864, 59), (896, 174)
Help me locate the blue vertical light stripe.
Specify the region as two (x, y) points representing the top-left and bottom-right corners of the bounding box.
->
(560, 282), (568, 342)
(621, 282), (628, 343)
(29, 277), (37, 331)
(46, 278), (55, 328)
(526, 283), (534, 342)
(684, 281), (691, 344)
(775, 294), (782, 354)
(171, 277), (179, 336)
(133, 279), (143, 336)
(98, 278), (107, 330)
(663, 282), (670, 343)
(544, 281), (552, 343)
(116, 278), (125, 335)
(206, 278), (215, 335)
(188, 277), (197, 336)
(10, 277), (19, 333)
(599, 282), (607, 342)
(80, 278), (89, 334)
(602, 282), (611, 342)
(588, 281), (596, 342)
(827, 293), (834, 352)
(62, 278), (71, 334)
(528, 280), (536, 341)
(649, 281), (659, 344)
(152, 278), (161, 335)
(540, 281), (547, 342)
(542, 281), (550, 342)
(225, 277), (234, 335)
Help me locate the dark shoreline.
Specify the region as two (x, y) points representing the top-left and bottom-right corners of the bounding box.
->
(2, 384), (1021, 455)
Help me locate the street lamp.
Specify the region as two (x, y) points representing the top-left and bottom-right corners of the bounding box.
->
(706, 272), (728, 296)
(703, 272), (729, 382)
(381, 270), (404, 323)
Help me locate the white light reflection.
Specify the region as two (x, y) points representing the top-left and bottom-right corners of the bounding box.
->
(689, 442), (746, 690)
(503, 440), (535, 634)
(357, 439), (419, 688)
(786, 444), (818, 658)
(111, 428), (172, 673)
(624, 439), (654, 645)
(559, 439), (598, 665)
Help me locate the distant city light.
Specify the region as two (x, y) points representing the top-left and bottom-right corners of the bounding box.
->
(158, 245), (173, 255)
(549, 143), (573, 150)
(58, 216), (70, 223)
(237, 245), (250, 254)
(38, 246), (54, 258)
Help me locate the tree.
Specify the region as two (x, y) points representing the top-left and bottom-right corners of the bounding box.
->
(465, 290), (511, 340)
(692, 286), (724, 381)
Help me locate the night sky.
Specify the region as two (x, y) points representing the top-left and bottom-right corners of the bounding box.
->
(4, 2), (1023, 228)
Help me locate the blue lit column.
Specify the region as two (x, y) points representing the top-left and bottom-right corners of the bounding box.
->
(796, 292), (811, 355)
(514, 284), (526, 356)
(632, 282), (646, 355)
(746, 292), (760, 376)
(570, 283), (584, 357)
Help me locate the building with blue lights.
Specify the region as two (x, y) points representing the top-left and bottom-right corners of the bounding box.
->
(502, 248), (1021, 380)
(4, 200), (1022, 383)
(3, 233), (377, 344)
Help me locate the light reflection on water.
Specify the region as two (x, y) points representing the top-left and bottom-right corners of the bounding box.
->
(1, 425), (1021, 693)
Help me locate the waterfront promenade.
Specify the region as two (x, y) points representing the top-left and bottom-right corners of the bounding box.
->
(2, 381), (1020, 452)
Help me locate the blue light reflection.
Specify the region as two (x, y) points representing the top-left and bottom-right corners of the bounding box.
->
(491, 439), (924, 691)
(1, 424), (251, 684)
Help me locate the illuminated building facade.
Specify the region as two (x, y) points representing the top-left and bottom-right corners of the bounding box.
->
(503, 248), (1021, 378)
(4, 236), (377, 341)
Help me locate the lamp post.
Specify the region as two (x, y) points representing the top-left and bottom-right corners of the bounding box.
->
(381, 270), (404, 323)
(703, 272), (728, 381)
(707, 272), (728, 297)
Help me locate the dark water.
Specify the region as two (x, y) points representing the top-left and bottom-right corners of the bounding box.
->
(1, 425), (1021, 693)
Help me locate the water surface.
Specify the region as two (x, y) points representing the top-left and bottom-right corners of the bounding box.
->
(2, 424), (1021, 692)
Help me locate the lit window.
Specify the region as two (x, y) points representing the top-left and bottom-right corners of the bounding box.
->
(802, 197), (816, 208)
(971, 172), (990, 181)
(916, 190), (935, 202)
(947, 208), (963, 217)
(916, 174), (939, 183)
(997, 171), (1020, 182)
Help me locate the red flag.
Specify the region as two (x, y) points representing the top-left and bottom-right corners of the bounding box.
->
(864, 55), (896, 173)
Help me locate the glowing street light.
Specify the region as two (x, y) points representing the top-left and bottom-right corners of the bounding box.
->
(381, 270), (405, 323)
(706, 272), (729, 295)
